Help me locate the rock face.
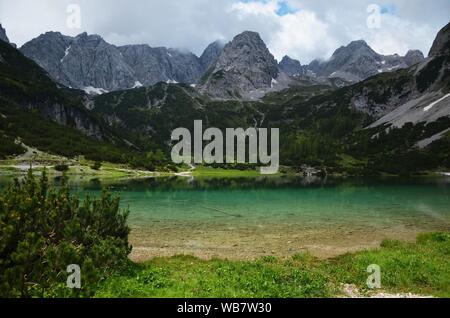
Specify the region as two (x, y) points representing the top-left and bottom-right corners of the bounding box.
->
(118, 45), (204, 86)
(0, 24), (9, 43)
(60, 33), (136, 92)
(21, 32), (136, 92)
(198, 31), (280, 99)
(20, 32), (220, 92)
(19, 32), (72, 85)
(429, 22), (450, 57)
(306, 40), (424, 82)
(199, 40), (225, 72)
(278, 55), (305, 76)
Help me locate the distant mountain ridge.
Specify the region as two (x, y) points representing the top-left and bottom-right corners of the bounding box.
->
(282, 40), (424, 83)
(278, 55), (306, 76)
(20, 32), (222, 93)
(16, 25), (425, 98)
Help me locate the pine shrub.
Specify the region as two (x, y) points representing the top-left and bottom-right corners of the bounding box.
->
(0, 169), (131, 297)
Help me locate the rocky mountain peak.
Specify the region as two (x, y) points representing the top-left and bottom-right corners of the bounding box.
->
(331, 40), (377, 63)
(429, 22), (450, 57)
(347, 39), (371, 48)
(71, 32), (110, 50)
(218, 31), (277, 71)
(279, 55), (305, 76)
(231, 31), (266, 46)
(199, 31), (279, 99)
(404, 50), (425, 66)
(199, 40), (225, 71)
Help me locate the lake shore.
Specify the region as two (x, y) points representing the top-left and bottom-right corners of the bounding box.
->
(128, 222), (449, 262)
(97, 232), (450, 298)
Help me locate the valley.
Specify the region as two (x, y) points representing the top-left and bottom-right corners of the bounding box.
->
(1, 22), (449, 178)
(0, 15), (449, 300)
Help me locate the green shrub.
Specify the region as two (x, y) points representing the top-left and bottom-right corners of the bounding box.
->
(54, 164), (69, 172)
(0, 170), (131, 297)
(0, 135), (25, 159)
(91, 161), (102, 171)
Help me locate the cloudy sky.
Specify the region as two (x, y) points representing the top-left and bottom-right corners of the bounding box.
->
(0, 0), (449, 63)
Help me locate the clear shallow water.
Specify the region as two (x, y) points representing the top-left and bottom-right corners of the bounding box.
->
(1, 175), (450, 260)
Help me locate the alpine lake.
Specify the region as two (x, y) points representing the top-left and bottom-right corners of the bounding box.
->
(1, 174), (449, 261)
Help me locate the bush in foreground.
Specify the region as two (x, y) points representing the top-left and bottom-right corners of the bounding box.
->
(0, 170), (131, 297)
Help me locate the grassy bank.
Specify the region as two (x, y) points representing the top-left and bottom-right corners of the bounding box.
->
(0, 161), (155, 179)
(96, 232), (450, 298)
(192, 166), (265, 178)
(0, 147), (276, 180)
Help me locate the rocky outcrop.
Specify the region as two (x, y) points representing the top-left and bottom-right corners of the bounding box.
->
(198, 31), (280, 100)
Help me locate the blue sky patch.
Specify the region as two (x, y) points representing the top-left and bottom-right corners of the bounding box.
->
(276, 1), (298, 16)
(236, 0), (298, 16)
(380, 4), (397, 15)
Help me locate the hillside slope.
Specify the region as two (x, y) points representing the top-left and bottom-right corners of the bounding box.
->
(0, 41), (147, 165)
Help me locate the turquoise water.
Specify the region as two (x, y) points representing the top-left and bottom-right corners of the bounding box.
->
(1, 175), (450, 259)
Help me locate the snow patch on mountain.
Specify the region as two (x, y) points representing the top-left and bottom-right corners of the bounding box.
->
(132, 81), (143, 88)
(424, 93), (450, 112)
(61, 45), (71, 63)
(83, 86), (109, 95)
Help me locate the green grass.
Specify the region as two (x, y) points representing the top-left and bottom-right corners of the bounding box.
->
(95, 232), (450, 298)
(326, 232), (450, 298)
(192, 166), (265, 178)
(96, 255), (331, 298)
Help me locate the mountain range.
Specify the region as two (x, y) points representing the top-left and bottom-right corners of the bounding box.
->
(18, 26), (425, 99)
(305, 40), (424, 82)
(0, 21), (449, 175)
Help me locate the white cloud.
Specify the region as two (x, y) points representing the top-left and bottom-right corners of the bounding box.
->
(231, 0), (279, 16)
(365, 16), (435, 56)
(231, 1), (338, 62)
